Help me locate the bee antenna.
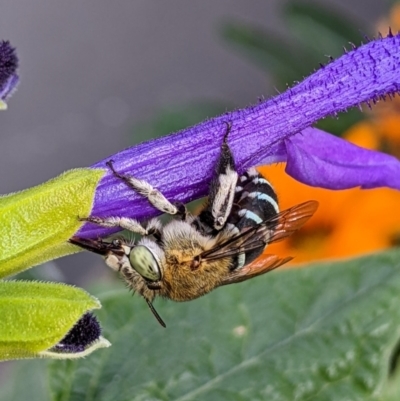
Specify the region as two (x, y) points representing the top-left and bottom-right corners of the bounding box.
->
(145, 299), (166, 328)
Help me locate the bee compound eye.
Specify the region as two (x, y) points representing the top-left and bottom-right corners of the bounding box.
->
(129, 245), (161, 282)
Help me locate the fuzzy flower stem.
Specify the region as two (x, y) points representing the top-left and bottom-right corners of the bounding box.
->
(79, 33), (400, 238)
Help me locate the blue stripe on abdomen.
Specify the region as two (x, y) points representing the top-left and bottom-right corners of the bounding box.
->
(247, 192), (279, 213)
(238, 209), (263, 224)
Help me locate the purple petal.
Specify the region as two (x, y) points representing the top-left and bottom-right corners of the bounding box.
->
(81, 34), (400, 238)
(285, 127), (400, 190)
(0, 41), (19, 102)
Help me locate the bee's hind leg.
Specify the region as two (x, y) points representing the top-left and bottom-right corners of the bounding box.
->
(216, 122), (236, 177)
(197, 122), (238, 232)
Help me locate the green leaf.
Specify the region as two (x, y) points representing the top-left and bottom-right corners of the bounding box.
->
(221, 3), (371, 97)
(0, 168), (105, 278)
(0, 251), (400, 401)
(284, 1), (368, 56)
(0, 360), (51, 401)
(4, 250), (400, 400)
(220, 21), (315, 87)
(0, 281), (106, 360)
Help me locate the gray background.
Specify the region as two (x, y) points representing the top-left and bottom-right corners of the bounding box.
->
(0, 0), (388, 284)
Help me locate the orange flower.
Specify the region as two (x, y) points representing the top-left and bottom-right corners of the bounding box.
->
(377, 3), (400, 35)
(258, 119), (400, 265)
(242, 6), (400, 269)
(253, 3), (400, 267)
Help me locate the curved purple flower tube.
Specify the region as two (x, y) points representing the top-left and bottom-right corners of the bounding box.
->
(81, 33), (400, 238)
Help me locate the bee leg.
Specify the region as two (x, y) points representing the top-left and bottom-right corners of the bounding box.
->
(80, 216), (149, 235)
(145, 218), (163, 240)
(106, 160), (179, 216)
(197, 122), (238, 232)
(69, 236), (122, 257)
(216, 122), (236, 175)
(173, 201), (188, 221)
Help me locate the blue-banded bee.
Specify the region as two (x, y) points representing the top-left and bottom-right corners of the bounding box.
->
(70, 124), (318, 327)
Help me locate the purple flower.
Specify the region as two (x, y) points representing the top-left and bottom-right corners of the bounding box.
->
(81, 33), (400, 239)
(0, 41), (19, 107)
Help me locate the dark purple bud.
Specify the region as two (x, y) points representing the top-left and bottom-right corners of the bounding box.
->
(0, 41), (19, 105)
(50, 312), (101, 354)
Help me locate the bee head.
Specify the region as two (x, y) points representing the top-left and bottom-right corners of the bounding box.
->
(129, 243), (162, 282)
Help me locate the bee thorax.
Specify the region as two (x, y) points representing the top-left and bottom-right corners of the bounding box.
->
(159, 255), (231, 302)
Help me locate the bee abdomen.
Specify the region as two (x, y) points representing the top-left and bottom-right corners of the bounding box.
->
(229, 167), (278, 230)
(228, 168), (279, 269)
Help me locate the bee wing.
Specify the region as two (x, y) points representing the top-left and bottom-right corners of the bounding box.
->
(265, 199), (319, 243)
(219, 254), (293, 285)
(200, 200), (318, 261)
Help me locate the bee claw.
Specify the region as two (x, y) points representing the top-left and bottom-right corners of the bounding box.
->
(223, 121), (232, 142)
(106, 159), (115, 168)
